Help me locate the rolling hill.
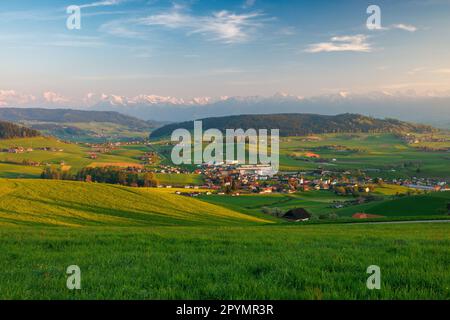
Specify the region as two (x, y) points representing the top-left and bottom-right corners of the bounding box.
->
(335, 191), (450, 217)
(150, 113), (434, 139)
(0, 179), (269, 227)
(0, 108), (155, 129)
(0, 108), (162, 142)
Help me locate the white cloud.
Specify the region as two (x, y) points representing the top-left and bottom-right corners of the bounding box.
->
(243, 0), (256, 8)
(278, 26), (296, 36)
(391, 24), (418, 32)
(80, 0), (124, 9)
(43, 91), (69, 104)
(99, 19), (143, 38)
(407, 67), (426, 75)
(0, 90), (36, 106)
(138, 6), (265, 43)
(305, 35), (372, 53)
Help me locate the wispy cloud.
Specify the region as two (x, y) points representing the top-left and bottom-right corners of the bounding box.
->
(45, 35), (105, 48)
(80, 0), (124, 9)
(243, 0), (256, 9)
(99, 19), (143, 38)
(305, 35), (372, 53)
(391, 23), (418, 32)
(407, 67), (426, 75)
(434, 68), (450, 74)
(277, 26), (296, 36)
(137, 5), (266, 43)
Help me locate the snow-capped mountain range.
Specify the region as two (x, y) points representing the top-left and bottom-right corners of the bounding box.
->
(91, 91), (450, 128)
(1, 90), (450, 127)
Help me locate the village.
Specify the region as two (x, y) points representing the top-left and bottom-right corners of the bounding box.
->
(159, 160), (450, 197)
(2, 140), (449, 198)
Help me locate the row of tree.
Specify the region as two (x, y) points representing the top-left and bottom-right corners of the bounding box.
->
(41, 167), (159, 187)
(151, 113), (434, 139)
(0, 121), (40, 139)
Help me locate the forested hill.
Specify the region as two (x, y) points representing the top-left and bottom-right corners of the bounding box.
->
(0, 120), (40, 139)
(0, 108), (158, 130)
(150, 113), (435, 138)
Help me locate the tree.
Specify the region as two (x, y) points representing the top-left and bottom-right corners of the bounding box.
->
(334, 186), (346, 195)
(143, 172), (158, 187)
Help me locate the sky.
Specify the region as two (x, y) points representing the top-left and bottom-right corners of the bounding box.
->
(0, 0), (450, 107)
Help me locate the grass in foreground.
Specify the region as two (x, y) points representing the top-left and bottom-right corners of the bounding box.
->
(0, 223), (448, 299)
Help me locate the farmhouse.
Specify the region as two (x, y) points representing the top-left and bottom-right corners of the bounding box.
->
(352, 213), (384, 219)
(305, 152), (320, 158)
(283, 208), (311, 222)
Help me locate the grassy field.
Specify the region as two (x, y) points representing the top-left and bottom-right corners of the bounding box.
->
(198, 190), (450, 220)
(0, 137), (150, 178)
(0, 180), (448, 299)
(0, 223), (448, 299)
(279, 133), (450, 179)
(21, 121), (150, 143)
(335, 192), (450, 217)
(1, 132), (449, 181)
(0, 179), (267, 227)
(155, 173), (204, 186)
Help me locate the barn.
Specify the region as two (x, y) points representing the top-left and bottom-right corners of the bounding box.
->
(283, 208), (311, 222)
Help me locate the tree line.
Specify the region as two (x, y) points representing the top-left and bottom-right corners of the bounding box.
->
(150, 113), (434, 139)
(0, 121), (40, 139)
(41, 166), (159, 187)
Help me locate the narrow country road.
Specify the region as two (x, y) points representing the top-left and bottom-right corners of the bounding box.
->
(346, 219), (450, 225)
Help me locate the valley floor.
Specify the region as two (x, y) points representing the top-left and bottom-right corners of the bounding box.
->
(0, 223), (449, 300)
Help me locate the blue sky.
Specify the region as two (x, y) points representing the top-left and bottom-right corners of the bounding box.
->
(0, 0), (449, 106)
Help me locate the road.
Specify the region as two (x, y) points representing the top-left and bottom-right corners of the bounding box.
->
(346, 219), (450, 225)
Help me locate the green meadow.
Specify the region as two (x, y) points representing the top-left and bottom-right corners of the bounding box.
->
(280, 133), (450, 179)
(1, 132), (449, 181)
(0, 179), (448, 299)
(0, 223), (448, 299)
(199, 190), (450, 221)
(0, 137), (144, 177)
(0, 179), (265, 227)
(155, 173), (204, 186)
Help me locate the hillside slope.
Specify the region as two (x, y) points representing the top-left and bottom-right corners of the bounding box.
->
(0, 108), (156, 129)
(151, 113), (434, 138)
(336, 192), (450, 217)
(0, 179), (268, 227)
(0, 108), (164, 142)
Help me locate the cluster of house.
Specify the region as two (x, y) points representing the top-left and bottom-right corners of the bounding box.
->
(401, 133), (447, 145)
(1, 146), (64, 153)
(139, 152), (157, 164)
(196, 163), (360, 194)
(154, 165), (191, 175)
(177, 161), (450, 196)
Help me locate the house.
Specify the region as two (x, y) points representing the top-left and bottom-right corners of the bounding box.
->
(259, 187), (273, 194)
(283, 208), (311, 222)
(352, 213), (384, 219)
(305, 152), (320, 159)
(8, 147), (25, 153)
